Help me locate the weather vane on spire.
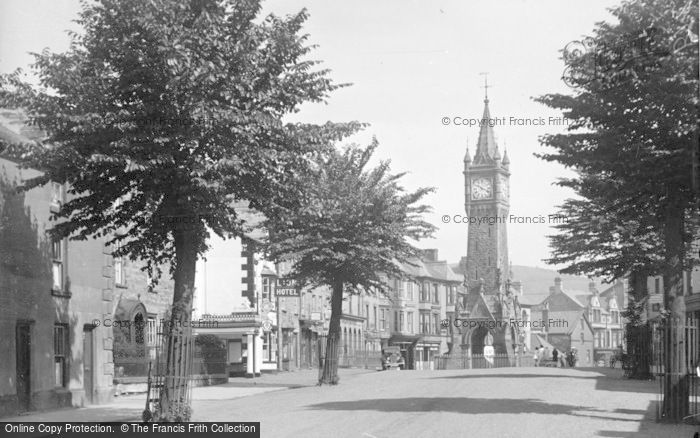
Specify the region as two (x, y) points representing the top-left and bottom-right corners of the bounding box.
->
(479, 72), (491, 101)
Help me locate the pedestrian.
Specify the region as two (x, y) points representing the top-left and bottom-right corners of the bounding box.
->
(559, 351), (567, 368)
(533, 347), (540, 367)
(552, 348), (559, 366)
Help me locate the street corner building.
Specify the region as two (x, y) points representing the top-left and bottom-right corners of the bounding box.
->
(0, 109), (174, 417)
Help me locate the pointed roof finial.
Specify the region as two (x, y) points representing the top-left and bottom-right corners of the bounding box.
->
(464, 138), (471, 163)
(502, 139), (510, 165)
(474, 77), (499, 160)
(479, 72), (490, 102)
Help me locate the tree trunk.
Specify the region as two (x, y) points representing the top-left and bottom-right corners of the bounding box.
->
(661, 195), (689, 421)
(159, 227), (199, 421)
(319, 279), (343, 385)
(627, 269), (652, 379)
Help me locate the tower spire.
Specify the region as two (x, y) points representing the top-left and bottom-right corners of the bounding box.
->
(474, 74), (498, 161)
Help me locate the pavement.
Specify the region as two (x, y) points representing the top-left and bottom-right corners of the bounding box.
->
(1, 368), (371, 423)
(4, 367), (700, 438)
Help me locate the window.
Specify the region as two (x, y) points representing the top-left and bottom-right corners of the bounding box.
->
(447, 286), (454, 305)
(51, 239), (64, 292)
(373, 306), (377, 329)
(394, 311), (398, 332)
(686, 271), (693, 295)
(433, 314), (439, 334)
(655, 278), (661, 294)
(580, 332), (585, 343)
(50, 182), (63, 209)
(407, 312), (414, 333)
(114, 240), (125, 287)
(365, 305), (370, 328)
(407, 282), (414, 300)
(433, 284), (439, 303)
(380, 309), (386, 330)
(263, 332), (276, 363)
(146, 273), (157, 293)
(420, 283), (428, 302)
(262, 277), (272, 300)
(146, 316), (157, 360)
(54, 325), (68, 387)
(594, 331), (603, 348)
(611, 311), (619, 324)
(400, 312), (405, 332)
(420, 313), (429, 334)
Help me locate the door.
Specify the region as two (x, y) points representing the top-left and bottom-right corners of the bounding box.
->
(15, 323), (31, 412)
(83, 326), (94, 404)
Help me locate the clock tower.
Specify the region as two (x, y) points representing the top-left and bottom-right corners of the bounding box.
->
(457, 86), (521, 360)
(464, 92), (510, 294)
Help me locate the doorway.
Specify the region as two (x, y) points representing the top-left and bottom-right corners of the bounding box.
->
(15, 322), (32, 412)
(83, 325), (95, 404)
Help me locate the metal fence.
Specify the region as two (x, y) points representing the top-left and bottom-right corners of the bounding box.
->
(436, 353), (532, 369)
(653, 317), (699, 424)
(144, 323), (196, 422)
(338, 351), (384, 368)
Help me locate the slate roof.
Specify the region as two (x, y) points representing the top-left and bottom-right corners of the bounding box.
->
(424, 261), (463, 283)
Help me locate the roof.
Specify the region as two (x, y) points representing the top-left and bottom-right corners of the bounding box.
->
(464, 292), (496, 320)
(531, 308), (586, 335)
(600, 281), (626, 309)
(424, 261), (462, 283)
(537, 289), (585, 312)
(261, 266), (277, 277)
(517, 294), (543, 307)
(401, 258), (432, 278)
(472, 98), (499, 164)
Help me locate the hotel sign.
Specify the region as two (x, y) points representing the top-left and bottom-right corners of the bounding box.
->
(276, 278), (299, 297)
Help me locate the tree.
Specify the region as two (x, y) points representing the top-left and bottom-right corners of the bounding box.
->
(265, 140), (435, 384)
(0, 0), (361, 419)
(536, 0), (698, 419)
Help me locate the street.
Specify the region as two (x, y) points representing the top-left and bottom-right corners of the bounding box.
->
(191, 367), (695, 438)
(6, 367), (698, 437)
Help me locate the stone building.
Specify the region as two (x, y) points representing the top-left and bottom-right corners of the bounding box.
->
(0, 110), (173, 416)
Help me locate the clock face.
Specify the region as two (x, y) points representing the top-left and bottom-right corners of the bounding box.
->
(471, 178), (492, 200)
(499, 175), (509, 199)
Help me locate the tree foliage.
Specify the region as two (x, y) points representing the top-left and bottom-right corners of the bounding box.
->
(0, 0), (361, 280)
(266, 139), (435, 290)
(536, 0), (698, 281)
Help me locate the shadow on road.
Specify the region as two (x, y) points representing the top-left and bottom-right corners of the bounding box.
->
(428, 369), (657, 394)
(306, 397), (644, 422)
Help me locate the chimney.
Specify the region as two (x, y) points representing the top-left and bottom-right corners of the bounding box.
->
(422, 249), (438, 262)
(549, 286), (556, 296)
(554, 277), (563, 293)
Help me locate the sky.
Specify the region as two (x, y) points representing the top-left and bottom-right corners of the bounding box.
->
(0, 0), (622, 270)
